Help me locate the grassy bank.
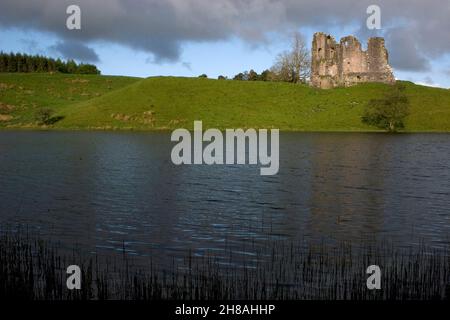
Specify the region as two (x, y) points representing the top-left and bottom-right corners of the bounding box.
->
(1, 231), (449, 300)
(1, 74), (450, 131)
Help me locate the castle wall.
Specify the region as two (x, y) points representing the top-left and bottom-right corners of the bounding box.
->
(311, 32), (395, 89)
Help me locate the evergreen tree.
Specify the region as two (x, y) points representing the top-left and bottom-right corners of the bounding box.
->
(0, 52), (101, 74)
(7, 52), (17, 72)
(0, 52), (7, 72)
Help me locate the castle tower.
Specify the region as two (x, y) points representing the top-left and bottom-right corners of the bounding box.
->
(311, 32), (339, 89)
(366, 37), (395, 83)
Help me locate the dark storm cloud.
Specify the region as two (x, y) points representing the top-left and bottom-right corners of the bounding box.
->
(50, 41), (99, 62)
(0, 0), (449, 69)
(385, 28), (431, 72)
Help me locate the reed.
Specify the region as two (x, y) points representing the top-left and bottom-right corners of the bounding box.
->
(0, 231), (448, 300)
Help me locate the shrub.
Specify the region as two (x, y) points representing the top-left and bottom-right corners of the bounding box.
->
(35, 108), (54, 125)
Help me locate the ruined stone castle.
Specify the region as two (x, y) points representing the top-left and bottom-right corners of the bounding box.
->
(310, 32), (395, 89)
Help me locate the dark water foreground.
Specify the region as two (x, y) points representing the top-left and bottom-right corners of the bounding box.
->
(1, 231), (449, 300)
(0, 132), (449, 299)
(0, 132), (449, 253)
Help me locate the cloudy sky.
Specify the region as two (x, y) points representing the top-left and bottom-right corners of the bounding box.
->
(0, 0), (449, 88)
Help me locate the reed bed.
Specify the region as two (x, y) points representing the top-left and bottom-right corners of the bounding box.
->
(0, 231), (448, 300)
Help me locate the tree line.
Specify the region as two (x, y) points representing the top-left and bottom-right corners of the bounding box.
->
(0, 52), (100, 74)
(212, 32), (311, 83)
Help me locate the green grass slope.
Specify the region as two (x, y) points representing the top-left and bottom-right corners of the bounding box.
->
(0, 73), (140, 128)
(56, 76), (450, 132)
(1, 74), (450, 131)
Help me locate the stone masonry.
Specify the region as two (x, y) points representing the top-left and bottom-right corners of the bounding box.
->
(310, 32), (395, 89)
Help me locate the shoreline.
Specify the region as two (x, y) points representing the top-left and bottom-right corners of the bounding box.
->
(1, 127), (450, 133)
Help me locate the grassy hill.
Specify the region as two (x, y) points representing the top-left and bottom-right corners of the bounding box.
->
(1, 73), (450, 131)
(0, 73), (140, 127)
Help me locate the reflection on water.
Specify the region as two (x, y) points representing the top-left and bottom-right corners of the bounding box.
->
(0, 131), (449, 266)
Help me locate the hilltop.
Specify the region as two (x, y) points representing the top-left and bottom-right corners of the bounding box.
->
(1, 73), (450, 132)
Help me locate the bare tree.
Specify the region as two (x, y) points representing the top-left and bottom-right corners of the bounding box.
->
(271, 52), (293, 82)
(291, 32), (311, 83)
(271, 32), (311, 83)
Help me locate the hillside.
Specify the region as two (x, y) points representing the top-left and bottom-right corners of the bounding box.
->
(1, 74), (450, 131)
(0, 73), (140, 127)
